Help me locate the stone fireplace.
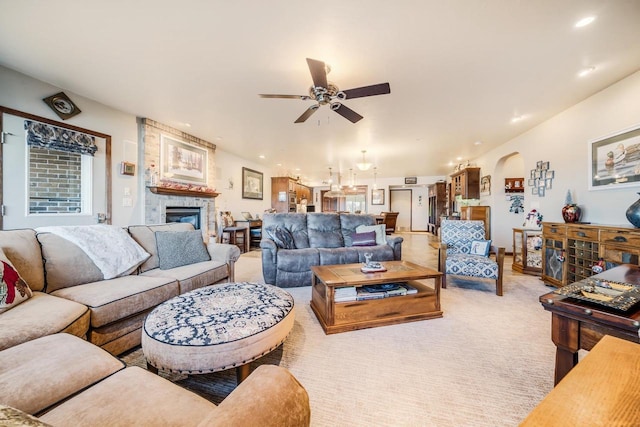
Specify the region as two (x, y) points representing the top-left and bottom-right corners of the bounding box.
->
(139, 118), (218, 238)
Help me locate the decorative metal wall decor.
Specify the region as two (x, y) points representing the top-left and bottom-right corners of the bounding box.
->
(527, 160), (554, 197)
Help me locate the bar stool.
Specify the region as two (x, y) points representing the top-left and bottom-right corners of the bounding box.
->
(223, 226), (248, 253)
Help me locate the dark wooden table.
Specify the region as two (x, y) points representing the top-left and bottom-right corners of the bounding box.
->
(539, 264), (640, 385)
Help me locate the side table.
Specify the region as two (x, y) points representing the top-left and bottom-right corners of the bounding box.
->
(539, 264), (640, 385)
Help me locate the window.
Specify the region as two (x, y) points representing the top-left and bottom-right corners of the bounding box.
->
(28, 146), (92, 214)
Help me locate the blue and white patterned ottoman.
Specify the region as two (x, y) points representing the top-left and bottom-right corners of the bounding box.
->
(141, 282), (294, 383)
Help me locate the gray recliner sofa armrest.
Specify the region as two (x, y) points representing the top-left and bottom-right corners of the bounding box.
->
(385, 235), (404, 260)
(206, 242), (241, 282)
(260, 238), (278, 285)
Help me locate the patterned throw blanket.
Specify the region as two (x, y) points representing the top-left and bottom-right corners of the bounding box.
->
(36, 225), (150, 279)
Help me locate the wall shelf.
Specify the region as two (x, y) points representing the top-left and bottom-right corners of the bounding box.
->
(147, 186), (219, 198)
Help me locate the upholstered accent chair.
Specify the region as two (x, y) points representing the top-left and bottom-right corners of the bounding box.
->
(380, 211), (399, 234)
(438, 220), (505, 296)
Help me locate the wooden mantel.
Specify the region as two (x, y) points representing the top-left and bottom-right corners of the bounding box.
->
(147, 186), (220, 198)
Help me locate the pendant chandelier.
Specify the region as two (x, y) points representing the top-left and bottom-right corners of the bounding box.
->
(356, 150), (372, 171)
(324, 167), (346, 198)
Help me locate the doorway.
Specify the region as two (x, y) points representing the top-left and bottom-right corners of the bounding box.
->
(390, 188), (412, 231)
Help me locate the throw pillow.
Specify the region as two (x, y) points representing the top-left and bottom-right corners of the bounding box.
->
(470, 240), (492, 257)
(355, 224), (387, 245)
(221, 212), (235, 227)
(0, 405), (52, 426)
(351, 231), (377, 247)
(0, 249), (32, 314)
(155, 230), (211, 270)
(265, 226), (296, 249)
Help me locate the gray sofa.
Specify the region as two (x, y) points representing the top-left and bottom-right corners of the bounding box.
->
(261, 212), (403, 287)
(0, 223), (240, 355)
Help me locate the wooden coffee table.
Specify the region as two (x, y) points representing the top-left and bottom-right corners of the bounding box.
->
(310, 260), (442, 334)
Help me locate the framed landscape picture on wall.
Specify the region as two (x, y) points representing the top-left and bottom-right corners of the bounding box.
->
(242, 167), (263, 199)
(160, 134), (207, 184)
(589, 123), (640, 190)
(371, 189), (385, 205)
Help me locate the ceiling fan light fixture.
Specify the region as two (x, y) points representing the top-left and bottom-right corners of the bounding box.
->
(356, 150), (372, 171)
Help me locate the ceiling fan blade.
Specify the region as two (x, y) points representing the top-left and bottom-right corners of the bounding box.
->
(259, 94), (311, 100)
(294, 105), (319, 123)
(341, 83), (391, 99)
(306, 58), (328, 88)
(331, 103), (364, 123)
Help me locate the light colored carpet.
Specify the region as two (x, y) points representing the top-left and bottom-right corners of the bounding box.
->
(122, 234), (557, 426)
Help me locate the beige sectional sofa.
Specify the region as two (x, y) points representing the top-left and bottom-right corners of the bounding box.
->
(0, 333), (311, 426)
(0, 222), (241, 355)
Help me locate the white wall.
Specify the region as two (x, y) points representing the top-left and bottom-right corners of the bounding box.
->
(0, 65), (143, 226)
(213, 149), (273, 219)
(474, 70), (640, 248)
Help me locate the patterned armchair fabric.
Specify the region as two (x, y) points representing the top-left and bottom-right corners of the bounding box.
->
(438, 220), (505, 296)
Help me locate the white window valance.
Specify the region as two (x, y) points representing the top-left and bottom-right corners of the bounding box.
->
(24, 120), (97, 156)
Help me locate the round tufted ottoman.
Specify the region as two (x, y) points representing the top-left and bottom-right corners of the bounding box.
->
(141, 282), (294, 383)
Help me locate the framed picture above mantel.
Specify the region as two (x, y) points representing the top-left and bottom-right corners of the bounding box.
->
(160, 134), (207, 185)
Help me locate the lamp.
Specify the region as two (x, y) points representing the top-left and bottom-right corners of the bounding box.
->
(324, 167), (346, 198)
(356, 150), (372, 171)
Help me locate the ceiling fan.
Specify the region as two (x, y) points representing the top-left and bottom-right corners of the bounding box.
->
(259, 58), (390, 123)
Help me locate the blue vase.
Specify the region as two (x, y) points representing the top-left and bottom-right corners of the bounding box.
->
(626, 193), (640, 228)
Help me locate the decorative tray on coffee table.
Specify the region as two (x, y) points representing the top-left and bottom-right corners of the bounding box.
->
(360, 262), (387, 273)
(553, 278), (640, 311)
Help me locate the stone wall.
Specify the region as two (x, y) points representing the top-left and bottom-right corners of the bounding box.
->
(139, 118), (218, 238)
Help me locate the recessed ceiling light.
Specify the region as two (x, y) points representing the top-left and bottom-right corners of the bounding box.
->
(183, 123), (191, 128)
(575, 16), (596, 28)
(474, 141), (482, 146)
(578, 66), (596, 77)
(259, 155), (265, 159)
(456, 157), (463, 161)
(511, 115), (524, 123)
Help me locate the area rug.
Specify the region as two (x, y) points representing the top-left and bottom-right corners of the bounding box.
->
(121, 236), (558, 426)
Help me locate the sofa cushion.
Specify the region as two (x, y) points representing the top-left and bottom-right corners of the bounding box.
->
(36, 233), (104, 292)
(155, 230), (211, 270)
(264, 226), (296, 249)
(446, 253), (499, 279)
(128, 223), (195, 273)
(0, 334), (124, 415)
(339, 213), (377, 246)
(39, 367), (216, 427)
(50, 276), (179, 328)
(262, 213), (310, 249)
(318, 247), (360, 265)
(356, 224), (387, 245)
(35, 225), (150, 279)
(351, 231), (377, 247)
(307, 213), (344, 248)
(0, 229), (45, 292)
(0, 248), (32, 314)
(0, 292), (90, 351)
(142, 259), (230, 293)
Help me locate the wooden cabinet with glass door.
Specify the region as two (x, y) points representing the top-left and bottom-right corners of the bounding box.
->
(512, 228), (542, 276)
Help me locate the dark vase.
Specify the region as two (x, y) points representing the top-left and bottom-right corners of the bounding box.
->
(562, 204), (582, 223)
(626, 193), (640, 228)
